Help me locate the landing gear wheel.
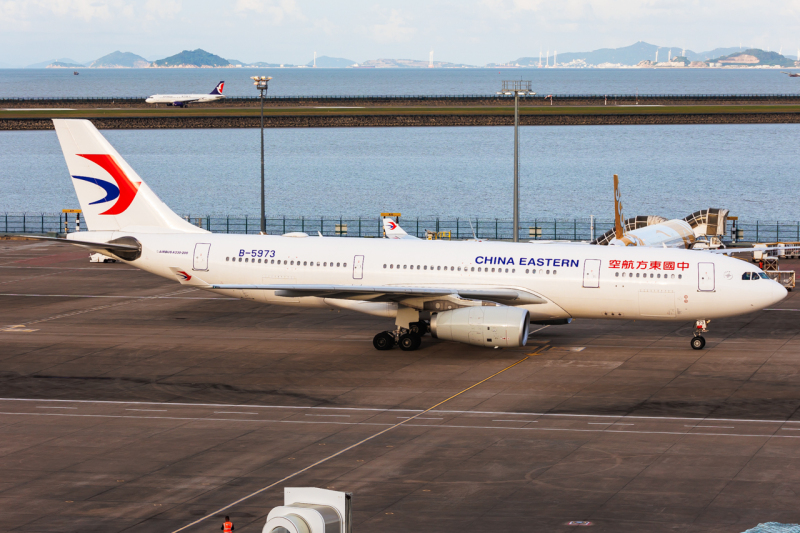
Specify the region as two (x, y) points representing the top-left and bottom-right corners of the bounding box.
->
(409, 321), (428, 336)
(398, 333), (422, 351)
(373, 331), (395, 351)
(691, 336), (706, 350)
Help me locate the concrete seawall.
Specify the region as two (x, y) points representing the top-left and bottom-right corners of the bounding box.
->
(4, 112), (800, 130)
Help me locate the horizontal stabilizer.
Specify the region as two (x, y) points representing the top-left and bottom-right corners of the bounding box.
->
(18, 235), (139, 252)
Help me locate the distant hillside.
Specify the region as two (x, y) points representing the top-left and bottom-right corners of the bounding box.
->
(90, 51), (149, 68)
(306, 56), (356, 68)
(694, 47), (742, 61)
(153, 49), (230, 68)
(47, 61), (85, 68)
(27, 57), (85, 68)
(711, 49), (796, 67)
(515, 42), (748, 66)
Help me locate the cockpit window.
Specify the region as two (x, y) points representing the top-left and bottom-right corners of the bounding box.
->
(742, 272), (752, 280)
(759, 272), (770, 280)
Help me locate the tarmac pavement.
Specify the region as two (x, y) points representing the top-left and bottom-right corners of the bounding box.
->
(1, 239), (799, 532)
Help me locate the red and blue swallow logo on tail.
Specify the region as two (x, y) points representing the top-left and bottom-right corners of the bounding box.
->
(387, 221), (397, 230)
(71, 154), (141, 215)
(176, 271), (192, 281)
(210, 81), (224, 95)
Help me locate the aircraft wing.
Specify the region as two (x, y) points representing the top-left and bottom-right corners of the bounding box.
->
(209, 283), (547, 305)
(706, 245), (800, 255)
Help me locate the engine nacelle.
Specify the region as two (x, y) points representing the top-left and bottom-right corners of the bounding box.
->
(430, 306), (530, 348)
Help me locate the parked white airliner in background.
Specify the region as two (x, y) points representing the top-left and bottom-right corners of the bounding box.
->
(145, 81), (225, 107)
(35, 120), (787, 352)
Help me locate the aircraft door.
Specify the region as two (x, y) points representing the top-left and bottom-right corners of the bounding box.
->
(352, 255), (364, 280)
(193, 243), (211, 271)
(698, 262), (715, 291)
(582, 259), (601, 288)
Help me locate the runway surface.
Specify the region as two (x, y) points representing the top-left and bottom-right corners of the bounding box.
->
(1, 239), (799, 532)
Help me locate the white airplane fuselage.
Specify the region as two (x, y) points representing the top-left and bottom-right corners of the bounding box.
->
(145, 94), (224, 105)
(73, 230), (787, 322)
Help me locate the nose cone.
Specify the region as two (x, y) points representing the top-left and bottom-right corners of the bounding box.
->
(770, 281), (789, 306)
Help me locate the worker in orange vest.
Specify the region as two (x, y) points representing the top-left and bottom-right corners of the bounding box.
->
(221, 515), (234, 532)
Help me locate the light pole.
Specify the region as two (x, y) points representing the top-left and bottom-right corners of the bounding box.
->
(497, 81), (534, 242)
(251, 75), (272, 234)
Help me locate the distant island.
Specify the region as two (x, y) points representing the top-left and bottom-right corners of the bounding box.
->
(306, 56), (356, 68)
(46, 61), (86, 69)
(18, 42), (800, 69)
(152, 49), (232, 68)
(89, 51), (150, 68)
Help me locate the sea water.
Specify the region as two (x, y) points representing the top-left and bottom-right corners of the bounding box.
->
(2, 123), (798, 221)
(1, 68), (800, 98)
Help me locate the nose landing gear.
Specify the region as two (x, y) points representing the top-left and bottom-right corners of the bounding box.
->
(691, 319), (709, 350)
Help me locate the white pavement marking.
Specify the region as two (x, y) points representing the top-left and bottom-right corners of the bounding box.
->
(687, 425), (735, 429)
(0, 411), (797, 440)
(0, 293), (235, 300)
(0, 272), (60, 285)
(126, 409), (166, 412)
(0, 398), (797, 425)
(10, 287), (198, 326)
(215, 411), (258, 415)
(3, 108), (75, 110)
(37, 406), (77, 409)
(169, 353), (541, 533)
(0, 266), (139, 271)
(493, 419), (537, 423)
(305, 414), (350, 417)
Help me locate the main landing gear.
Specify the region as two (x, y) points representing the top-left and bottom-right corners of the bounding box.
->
(373, 321), (429, 352)
(691, 319), (709, 350)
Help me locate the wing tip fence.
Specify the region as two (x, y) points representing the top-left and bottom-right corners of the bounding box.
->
(3, 213), (799, 243)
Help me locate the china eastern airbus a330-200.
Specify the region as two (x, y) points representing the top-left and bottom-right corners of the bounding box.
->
(35, 119), (787, 352)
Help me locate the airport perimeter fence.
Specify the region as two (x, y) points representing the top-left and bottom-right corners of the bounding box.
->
(3, 93), (800, 105)
(5, 213), (800, 244)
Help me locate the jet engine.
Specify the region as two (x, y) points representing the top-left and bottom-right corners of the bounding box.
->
(430, 306), (530, 348)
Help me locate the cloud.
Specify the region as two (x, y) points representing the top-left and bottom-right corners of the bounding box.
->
(370, 9), (415, 43)
(41, 0), (114, 21)
(234, 0), (304, 23)
(144, 0), (179, 19)
(0, 0), (139, 23)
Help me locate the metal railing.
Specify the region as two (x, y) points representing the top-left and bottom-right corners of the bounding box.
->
(5, 213), (800, 243)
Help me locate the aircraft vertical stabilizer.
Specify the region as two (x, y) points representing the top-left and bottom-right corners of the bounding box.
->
(53, 119), (207, 233)
(613, 174), (625, 240)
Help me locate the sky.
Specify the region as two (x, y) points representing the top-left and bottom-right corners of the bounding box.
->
(1, 0), (799, 66)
